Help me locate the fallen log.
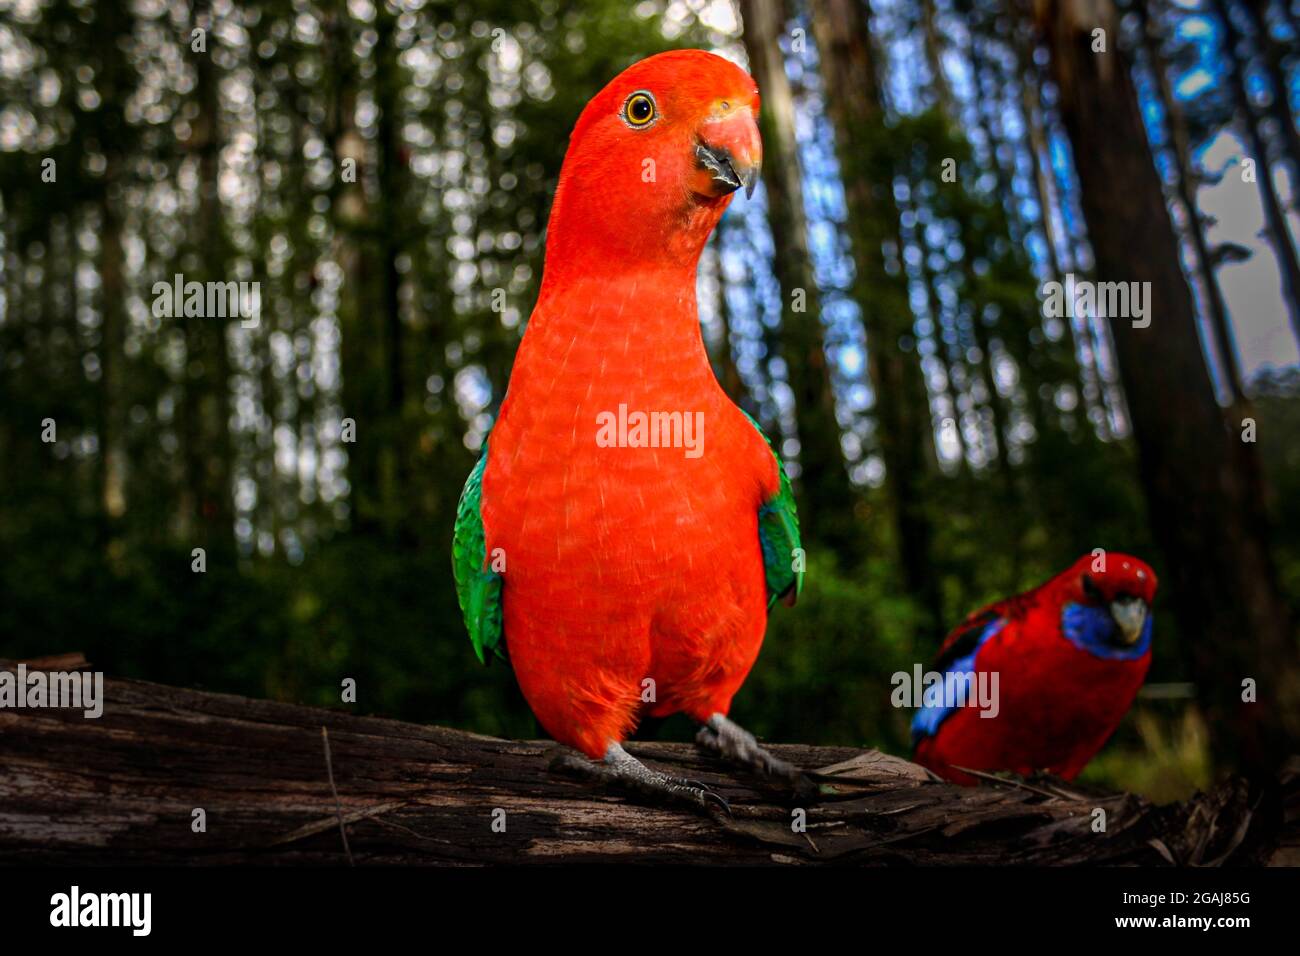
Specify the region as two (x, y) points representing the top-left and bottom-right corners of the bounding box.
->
(0, 657), (1294, 865)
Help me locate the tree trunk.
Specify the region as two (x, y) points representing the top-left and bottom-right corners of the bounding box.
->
(711, 225), (747, 404)
(959, 3), (1022, 245)
(1015, 18), (1111, 438)
(185, 0), (234, 552)
(921, 0), (957, 115)
(737, 0), (859, 558)
(806, 0), (940, 613)
(1138, 1), (1247, 406)
(326, 11), (385, 538)
(1214, 0), (1300, 349)
(908, 193), (966, 471)
(97, 183), (127, 527)
(374, 6), (412, 543)
(1036, 0), (1298, 778)
(1241, 0), (1300, 193)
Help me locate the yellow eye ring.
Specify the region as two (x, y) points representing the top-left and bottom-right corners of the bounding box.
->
(623, 91), (657, 128)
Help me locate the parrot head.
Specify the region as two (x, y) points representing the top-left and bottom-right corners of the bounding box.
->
(542, 50), (762, 280)
(1063, 552), (1158, 649)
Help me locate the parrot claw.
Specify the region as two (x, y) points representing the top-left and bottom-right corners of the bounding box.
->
(697, 713), (817, 799)
(550, 744), (731, 817)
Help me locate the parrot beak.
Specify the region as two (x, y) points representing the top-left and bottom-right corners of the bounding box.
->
(1110, 596), (1148, 645)
(693, 105), (762, 199)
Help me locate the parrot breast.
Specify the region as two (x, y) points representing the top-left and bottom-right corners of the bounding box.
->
(479, 271), (778, 758)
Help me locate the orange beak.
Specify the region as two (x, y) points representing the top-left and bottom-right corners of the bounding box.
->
(693, 106), (762, 199)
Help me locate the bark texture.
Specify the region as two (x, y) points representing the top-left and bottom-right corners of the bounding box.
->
(1, 657), (1293, 866)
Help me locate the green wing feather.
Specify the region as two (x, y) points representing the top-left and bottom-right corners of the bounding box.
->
(742, 412), (805, 609)
(452, 449), (506, 664)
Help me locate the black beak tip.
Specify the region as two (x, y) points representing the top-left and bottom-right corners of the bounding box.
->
(696, 142), (757, 199)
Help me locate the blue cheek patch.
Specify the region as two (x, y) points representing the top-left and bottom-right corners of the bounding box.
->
(1061, 602), (1152, 660)
(911, 617), (1006, 744)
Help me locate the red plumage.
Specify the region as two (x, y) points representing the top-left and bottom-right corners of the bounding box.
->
(480, 52), (775, 759)
(913, 553), (1158, 784)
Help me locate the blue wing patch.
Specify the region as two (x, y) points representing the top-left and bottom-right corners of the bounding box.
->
(911, 617), (1006, 744)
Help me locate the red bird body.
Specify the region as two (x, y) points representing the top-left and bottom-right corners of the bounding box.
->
(460, 51), (797, 767)
(913, 553), (1157, 784)
(483, 276), (777, 758)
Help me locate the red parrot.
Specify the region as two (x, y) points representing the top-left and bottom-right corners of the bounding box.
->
(912, 553), (1157, 785)
(452, 51), (804, 808)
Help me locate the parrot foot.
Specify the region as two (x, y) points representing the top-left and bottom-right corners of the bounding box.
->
(550, 743), (730, 816)
(696, 713), (816, 799)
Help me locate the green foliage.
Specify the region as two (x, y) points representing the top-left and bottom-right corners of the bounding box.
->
(1081, 706), (1212, 804)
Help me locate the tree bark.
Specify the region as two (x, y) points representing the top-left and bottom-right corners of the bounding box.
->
(1036, 0), (1298, 777)
(0, 657), (1290, 865)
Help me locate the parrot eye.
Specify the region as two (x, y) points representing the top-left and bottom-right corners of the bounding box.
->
(1082, 574), (1104, 603)
(622, 91), (657, 128)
